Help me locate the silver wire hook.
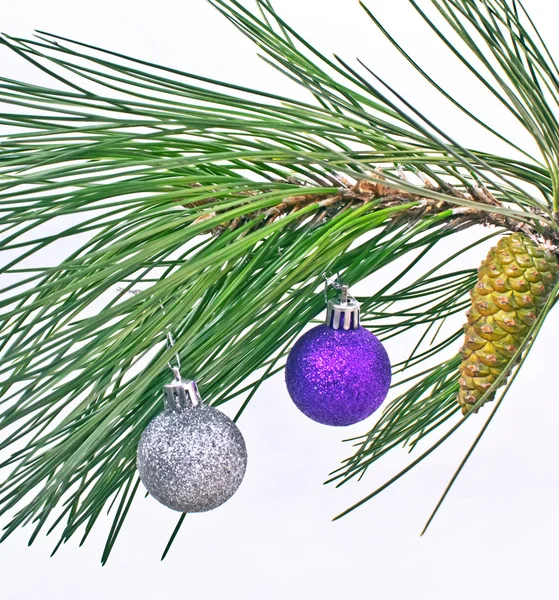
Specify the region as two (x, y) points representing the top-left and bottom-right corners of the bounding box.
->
(116, 287), (182, 379)
(164, 326), (182, 380)
(323, 272), (341, 304)
(322, 272), (355, 304)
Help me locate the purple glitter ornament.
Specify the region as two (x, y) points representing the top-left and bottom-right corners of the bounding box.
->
(285, 285), (391, 426)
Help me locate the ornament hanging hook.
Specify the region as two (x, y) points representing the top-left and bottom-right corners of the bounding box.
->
(323, 271), (341, 304)
(164, 327), (182, 381)
(158, 304), (203, 408)
(322, 272), (356, 305)
(116, 286), (182, 380)
(116, 286), (201, 409)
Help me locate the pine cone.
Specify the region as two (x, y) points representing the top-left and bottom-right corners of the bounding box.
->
(458, 232), (558, 414)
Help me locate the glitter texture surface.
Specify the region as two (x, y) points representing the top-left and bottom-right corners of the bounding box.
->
(285, 324), (391, 426)
(137, 404), (247, 512)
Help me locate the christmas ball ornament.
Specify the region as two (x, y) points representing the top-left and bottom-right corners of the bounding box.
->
(458, 232), (558, 414)
(137, 377), (247, 512)
(285, 284), (391, 426)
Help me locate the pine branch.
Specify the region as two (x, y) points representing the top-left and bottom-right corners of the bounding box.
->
(0, 0), (557, 559)
(207, 175), (559, 244)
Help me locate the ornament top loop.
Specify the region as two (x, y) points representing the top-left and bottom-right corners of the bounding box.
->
(116, 287), (183, 378)
(116, 286), (205, 411)
(326, 283), (360, 330)
(164, 378), (202, 412)
(165, 329), (182, 376)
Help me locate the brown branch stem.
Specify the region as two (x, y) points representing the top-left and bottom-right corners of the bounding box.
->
(190, 178), (558, 247)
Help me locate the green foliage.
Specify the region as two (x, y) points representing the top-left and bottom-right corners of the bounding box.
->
(0, 0), (557, 561)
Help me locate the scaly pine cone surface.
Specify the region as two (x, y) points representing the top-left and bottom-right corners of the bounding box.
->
(458, 233), (558, 414)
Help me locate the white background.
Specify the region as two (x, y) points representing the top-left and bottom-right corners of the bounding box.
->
(1, 1), (559, 599)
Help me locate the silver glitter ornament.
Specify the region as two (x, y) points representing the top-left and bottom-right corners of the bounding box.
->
(137, 377), (247, 512)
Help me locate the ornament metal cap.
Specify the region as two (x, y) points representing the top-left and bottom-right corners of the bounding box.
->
(164, 371), (202, 412)
(326, 284), (360, 330)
